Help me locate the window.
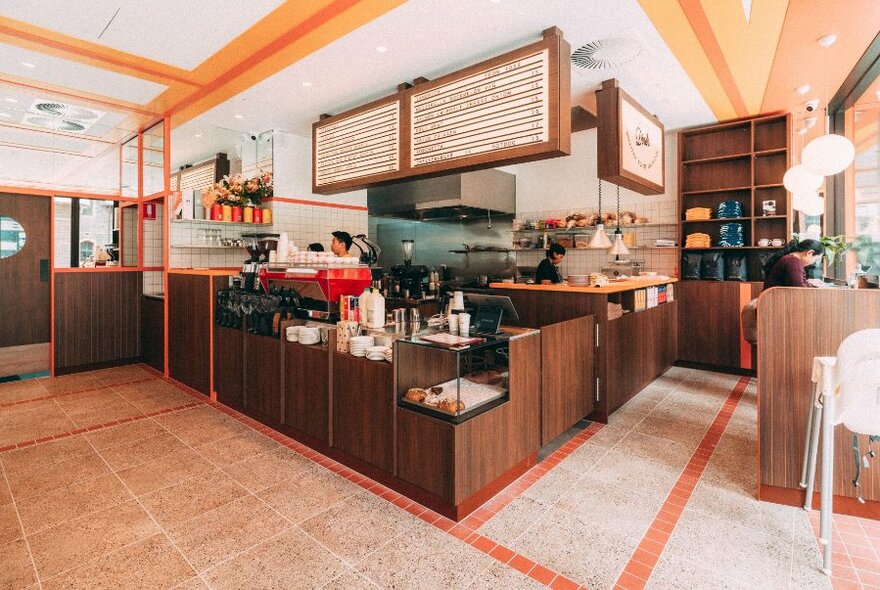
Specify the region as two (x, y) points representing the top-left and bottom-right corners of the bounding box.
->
(79, 239), (95, 262)
(53, 197), (117, 267)
(0, 216), (26, 258)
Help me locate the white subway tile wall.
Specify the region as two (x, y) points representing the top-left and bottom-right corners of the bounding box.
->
(168, 200), (368, 268)
(143, 270), (164, 295)
(143, 204), (163, 267)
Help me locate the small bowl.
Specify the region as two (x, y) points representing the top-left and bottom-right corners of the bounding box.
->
(770, 239), (784, 247)
(758, 239), (771, 247)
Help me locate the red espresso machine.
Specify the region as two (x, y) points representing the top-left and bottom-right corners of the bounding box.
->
(258, 264), (371, 320)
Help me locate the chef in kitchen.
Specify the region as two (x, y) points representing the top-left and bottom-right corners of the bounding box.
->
(330, 231), (352, 257)
(534, 243), (566, 284)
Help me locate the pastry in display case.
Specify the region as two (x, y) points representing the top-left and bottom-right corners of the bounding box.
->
(396, 337), (511, 423)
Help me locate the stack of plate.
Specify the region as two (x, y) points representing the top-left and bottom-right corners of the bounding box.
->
(366, 345), (389, 361)
(567, 274), (589, 286)
(298, 327), (321, 345)
(349, 336), (374, 357)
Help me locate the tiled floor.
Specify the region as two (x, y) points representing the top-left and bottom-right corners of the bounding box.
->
(0, 364), (876, 589)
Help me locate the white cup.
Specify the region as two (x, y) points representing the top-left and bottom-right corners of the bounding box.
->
(758, 238), (770, 247)
(286, 326), (300, 342)
(448, 314), (459, 334)
(458, 313), (471, 336)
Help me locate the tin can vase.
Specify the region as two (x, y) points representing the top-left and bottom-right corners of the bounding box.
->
(211, 203), (223, 221)
(253, 208), (263, 224)
(222, 205), (232, 222)
(262, 207), (272, 224)
(231, 206), (242, 222)
(243, 206), (253, 223)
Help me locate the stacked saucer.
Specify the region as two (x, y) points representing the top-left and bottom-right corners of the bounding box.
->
(298, 327), (321, 345)
(567, 274), (589, 286)
(349, 336), (374, 357)
(366, 345), (389, 361)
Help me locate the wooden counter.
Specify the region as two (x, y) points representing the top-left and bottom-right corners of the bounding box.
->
(491, 280), (678, 432)
(757, 287), (880, 518)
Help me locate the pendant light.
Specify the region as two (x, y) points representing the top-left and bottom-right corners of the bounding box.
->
(589, 179), (613, 249)
(801, 131), (855, 176)
(609, 184), (630, 258)
(783, 164), (823, 194)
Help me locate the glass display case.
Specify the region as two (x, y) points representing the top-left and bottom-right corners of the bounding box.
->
(396, 335), (510, 424)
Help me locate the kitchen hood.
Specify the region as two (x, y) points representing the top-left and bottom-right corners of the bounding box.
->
(367, 168), (515, 220)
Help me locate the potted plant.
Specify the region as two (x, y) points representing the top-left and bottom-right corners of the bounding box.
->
(792, 233), (849, 279)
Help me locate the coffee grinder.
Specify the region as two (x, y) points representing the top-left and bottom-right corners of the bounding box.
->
(390, 239), (428, 299)
(240, 233), (279, 291)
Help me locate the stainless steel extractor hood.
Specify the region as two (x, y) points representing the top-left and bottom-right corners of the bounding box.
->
(367, 168), (515, 220)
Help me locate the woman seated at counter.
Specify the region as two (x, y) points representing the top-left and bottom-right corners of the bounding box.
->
(762, 238), (825, 290)
(535, 243), (566, 284)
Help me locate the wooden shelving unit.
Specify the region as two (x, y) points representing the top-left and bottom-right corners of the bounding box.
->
(678, 114), (791, 282)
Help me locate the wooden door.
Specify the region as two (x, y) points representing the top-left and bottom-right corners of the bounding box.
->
(0, 194), (50, 377)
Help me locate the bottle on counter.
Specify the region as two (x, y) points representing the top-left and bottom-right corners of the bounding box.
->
(359, 287), (372, 328)
(370, 288), (385, 329)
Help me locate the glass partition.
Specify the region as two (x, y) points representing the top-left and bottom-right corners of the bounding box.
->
(121, 135), (139, 198)
(54, 197), (128, 267)
(143, 121), (165, 196)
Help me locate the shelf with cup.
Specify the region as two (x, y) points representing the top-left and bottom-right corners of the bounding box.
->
(170, 245), (244, 249)
(170, 219), (272, 226)
(509, 222), (676, 233)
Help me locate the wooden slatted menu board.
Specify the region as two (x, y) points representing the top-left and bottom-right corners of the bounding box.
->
(314, 100), (400, 188)
(312, 27), (570, 194)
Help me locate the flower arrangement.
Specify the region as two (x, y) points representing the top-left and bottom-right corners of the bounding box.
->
(204, 171), (273, 208)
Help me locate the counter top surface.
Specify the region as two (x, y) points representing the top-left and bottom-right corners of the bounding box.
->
(168, 268), (239, 276)
(489, 277), (678, 294)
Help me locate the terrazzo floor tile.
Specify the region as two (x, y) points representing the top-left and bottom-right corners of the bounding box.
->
(153, 406), (249, 446)
(0, 380), (46, 404)
(114, 447), (213, 496)
(38, 373), (104, 396)
(223, 447), (312, 493)
(0, 401), (76, 447)
(203, 528), (347, 590)
(97, 430), (189, 472)
(0, 436), (94, 474)
(256, 465), (361, 524)
(5, 452), (109, 500)
(1, 538), (37, 589)
(139, 469), (249, 529)
(0, 502), (22, 545)
(646, 554), (748, 590)
(166, 494), (289, 572)
(465, 562), (546, 589)
(28, 500), (160, 579)
(321, 568), (381, 589)
(41, 533), (195, 590)
(193, 429), (280, 468)
(477, 494), (550, 547)
(84, 419), (167, 451)
(16, 472), (132, 534)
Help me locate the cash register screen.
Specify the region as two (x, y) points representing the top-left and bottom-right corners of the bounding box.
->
(473, 305), (503, 335)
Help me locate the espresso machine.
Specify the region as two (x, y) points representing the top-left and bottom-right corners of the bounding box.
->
(390, 239), (429, 299)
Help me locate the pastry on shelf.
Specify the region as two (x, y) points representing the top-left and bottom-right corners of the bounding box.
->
(404, 388), (427, 402)
(437, 398), (465, 413)
(428, 386), (444, 395)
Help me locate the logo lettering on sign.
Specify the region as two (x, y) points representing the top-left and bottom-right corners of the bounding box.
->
(634, 126), (650, 147)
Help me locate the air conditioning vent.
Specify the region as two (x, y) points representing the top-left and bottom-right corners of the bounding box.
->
(571, 38), (642, 70)
(22, 115), (86, 132)
(31, 102), (104, 121)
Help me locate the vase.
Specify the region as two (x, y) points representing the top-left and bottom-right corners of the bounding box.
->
(222, 205), (232, 222)
(211, 203), (223, 221)
(232, 206), (242, 222)
(243, 206), (253, 224)
(253, 208), (263, 224)
(262, 207), (272, 224)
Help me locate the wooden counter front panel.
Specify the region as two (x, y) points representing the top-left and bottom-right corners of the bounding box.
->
(541, 315), (595, 445)
(54, 271), (141, 372)
(140, 296), (164, 373)
(243, 332), (283, 425)
(332, 353), (394, 473)
(214, 326), (244, 410)
(499, 289), (606, 328)
(758, 288), (880, 504)
(397, 409), (455, 500)
(606, 301), (678, 414)
(676, 281), (759, 369)
(284, 343), (330, 444)
(168, 274), (210, 394)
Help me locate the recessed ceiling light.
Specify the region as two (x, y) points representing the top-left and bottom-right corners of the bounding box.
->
(194, 134), (202, 138)
(302, 81), (313, 87)
(0, 113), (10, 118)
(4, 98), (17, 103)
(20, 62), (36, 68)
(234, 114), (244, 119)
(796, 85), (811, 95)
(797, 127), (808, 135)
(804, 116), (817, 129)
(876, 89), (880, 101)
(376, 45), (388, 53)
(818, 34), (837, 48)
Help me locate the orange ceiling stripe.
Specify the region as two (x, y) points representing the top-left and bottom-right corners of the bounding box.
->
(677, 0), (749, 118)
(0, 18), (200, 87)
(636, 0), (737, 121)
(169, 0), (408, 127)
(699, 0), (789, 115)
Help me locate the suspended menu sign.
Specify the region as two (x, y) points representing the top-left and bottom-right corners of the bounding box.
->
(410, 49), (549, 167)
(312, 27), (570, 194)
(313, 99), (400, 191)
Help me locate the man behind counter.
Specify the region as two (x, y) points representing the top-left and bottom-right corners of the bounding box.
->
(330, 231), (352, 257)
(535, 243), (566, 284)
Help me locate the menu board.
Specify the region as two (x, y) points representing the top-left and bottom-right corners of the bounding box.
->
(410, 49), (549, 167)
(314, 101), (400, 187)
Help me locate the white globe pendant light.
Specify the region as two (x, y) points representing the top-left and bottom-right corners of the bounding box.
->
(801, 133), (855, 176)
(783, 164), (823, 193)
(792, 191), (825, 216)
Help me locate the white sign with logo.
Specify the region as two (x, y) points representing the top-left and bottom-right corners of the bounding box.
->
(620, 98), (663, 187)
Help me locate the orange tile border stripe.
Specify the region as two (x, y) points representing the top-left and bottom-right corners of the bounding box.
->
(612, 376), (751, 590)
(0, 376), (155, 409)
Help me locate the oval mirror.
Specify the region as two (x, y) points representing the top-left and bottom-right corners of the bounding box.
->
(0, 216), (26, 258)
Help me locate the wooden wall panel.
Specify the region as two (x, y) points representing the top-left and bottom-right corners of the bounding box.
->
(758, 288), (880, 505)
(54, 271), (141, 372)
(541, 316), (595, 444)
(214, 326), (244, 409)
(243, 332), (283, 425)
(168, 273), (209, 394)
(284, 342), (330, 443)
(397, 409), (455, 500)
(140, 295), (164, 372)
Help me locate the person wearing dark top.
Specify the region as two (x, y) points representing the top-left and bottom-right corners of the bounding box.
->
(762, 239), (824, 290)
(307, 242), (324, 252)
(535, 243), (566, 284)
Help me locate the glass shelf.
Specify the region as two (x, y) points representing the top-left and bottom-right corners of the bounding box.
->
(170, 219), (272, 226)
(509, 222), (676, 233)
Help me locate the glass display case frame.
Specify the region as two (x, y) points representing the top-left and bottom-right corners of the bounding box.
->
(396, 335), (511, 424)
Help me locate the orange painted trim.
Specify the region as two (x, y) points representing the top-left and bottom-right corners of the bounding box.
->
(166, 268), (240, 276)
(144, 191), (165, 201)
(0, 19), (199, 87)
(0, 121), (116, 145)
(738, 283), (752, 370)
(0, 74), (160, 117)
(49, 197), (55, 377)
(208, 279), (216, 402)
(0, 185), (133, 201)
(137, 132), (144, 268)
(266, 196), (368, 211)
(678, 0), (749, 118)
(53, 267), (150, 273)
(758, 484), (880, 521)
(163, 118), (171, 379)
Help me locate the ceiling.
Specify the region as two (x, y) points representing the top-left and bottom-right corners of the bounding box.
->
(0, 0), (878, 187)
